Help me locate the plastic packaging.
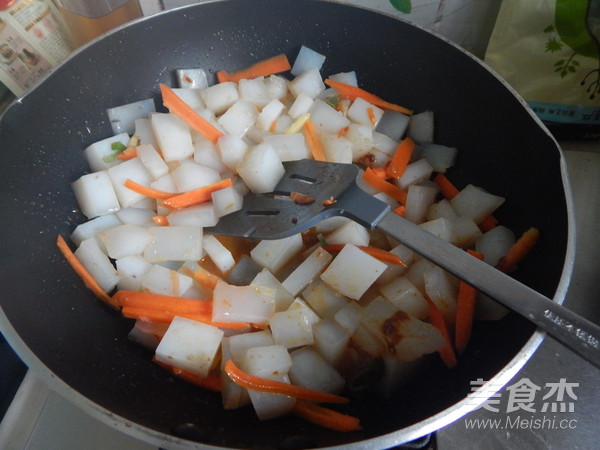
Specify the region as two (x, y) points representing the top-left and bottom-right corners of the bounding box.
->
(0, 0), (73, 95)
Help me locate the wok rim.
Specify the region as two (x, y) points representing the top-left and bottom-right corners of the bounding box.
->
(0, 0), (577, 448)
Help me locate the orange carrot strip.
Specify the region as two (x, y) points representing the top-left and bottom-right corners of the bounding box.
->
(162, 178), (233, 210)
(116, 147), (137, 161)
(216, 70), (231, 83)
(386, 137), (415, 178)
(337, 125), (349, 138)
(224, 360), (348, 404)
(269, 120), (278, 132)
(304, 120), (327, 162)
(362, 167), (407, 204)
(188, 266), (222, 290)
(221, 53), (291, 83)
(496, 227), (540, 274)
(152, 358), (222, 392)
(292, 400), (361, 432)
(152, 215), (170, 226)
(454, 250), (484, 354)
(479, 214), (498, 232)
(433, 173), (498, 229)
(121, 307), (250, 330)
(323, 244), (407, 267)
(433, 173), (460, 200)
(371, 167), (388, 179)
(112, 290), (212, 314)
(324, 78), (413, 115)
(393, 205), (406, 217)
(124, 178), (175, 200)
(56, 235), (117, 308)
(160, 83), (223, 143)
(423, 295), (457, 369)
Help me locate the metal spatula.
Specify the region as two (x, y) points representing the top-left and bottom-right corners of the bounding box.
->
(205, 159), (600, 369)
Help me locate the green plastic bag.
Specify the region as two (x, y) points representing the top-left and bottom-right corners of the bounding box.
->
(485, 0), (600, 139)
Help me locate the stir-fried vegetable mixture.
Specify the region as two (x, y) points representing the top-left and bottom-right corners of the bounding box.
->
(58, 46), (539, 431)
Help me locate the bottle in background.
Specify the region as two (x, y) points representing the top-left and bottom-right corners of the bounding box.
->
(53, 0), (142, 48)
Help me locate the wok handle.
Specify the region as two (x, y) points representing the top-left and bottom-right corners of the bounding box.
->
(375, 210), (600, 370)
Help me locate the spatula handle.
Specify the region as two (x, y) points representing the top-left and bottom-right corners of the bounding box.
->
(375, 211), (600, 369)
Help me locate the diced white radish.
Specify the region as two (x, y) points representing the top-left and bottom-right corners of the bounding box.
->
(320, 132), (353, 164)
(308, 98), (351, 133)
(452, 216), (482, 248)
(408, 110), (434, 144)
(166, 202), (218, 227)
(325, 220), (370, 247)
(302, 278), (349, 319)
(141, 264), (193, 296)
(176, 68), (208, 89)
(151, 173), (179, 193)
(172, 88), (205, 109)
(476, 225), (516, 266)
(115, 207), (156, 225)
(228, 330), (275, 362)
(238, 78), (271, 107)
(251, 269), (295, 311)
(137, 144), (168, 180)
(70, 213), (122, 246)
(107, 98), (155, 135)
(212, 280), (276, 325)
(423, 266), (457, 323)
(263, 133), (310, 161)
(328, 71), (358, 86)
(200, 81), (239, 114)
(289, 347), (344, 394)
(451, 184), (505, 224)
(351, 323), (387, 357)
(115, 255), (152, 291)
(244, 125), (269, 145)
(421, 143), (458, 173)
(203, 235), (235, 273)
(291, 45), (326, 76)
(72, 171), (121, 219)
(127, 322), (161, 350)
(379, 276), (429, 319)
(217, 134), (249, 171)
(155, 316), (223, 377)
(375, 110), (410, 141)
(346, 123), (374, 159)
(426, 198), (458, 222)
(265, 75), (288, 100)
(193, 139), (227, 173)
(151, 113), (194, 162)
(287, 92), (314, 119)
(419, 217), (456, 243)
(211, 186), (243, 218)
(312, 318), (350, 366)
(171, 162), (221, 192)
(372, 131), (399, 156)
(246, 374), (296, 420)
(74, 238), (119, 292)
(84, 133), (130, 172)
(107, 158), (153, 208)
(405, 184), (437, 224)
(406, 257), (436, 292)
(333, 301), (362, 334)
(237, 142), (285, 193)
(347, 98), (383, 127)
(376, 244), (414, 285)
(257, 99), (285, 131)
(269, 299), (320, 348)
(130, 196), (157, 211)
(251, 233), (303, 274)
(395, 158), (434, 190)
(144, 226), (203, 262)
(217, 99), (258, 137)
(288, 68), (325, 99)
(227, 255), (263, 286)
(98, 224), (152, 259)
(220, 337), (250, 410)
(282, 246), (333, 296)
(134, 118), (159, 149)
(320, 244), (387, 300)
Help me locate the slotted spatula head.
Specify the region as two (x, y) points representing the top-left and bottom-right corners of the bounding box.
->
(205, 159), (390, 240)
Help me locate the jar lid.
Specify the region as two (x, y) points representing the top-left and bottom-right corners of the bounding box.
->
(0, 0), (17, 12)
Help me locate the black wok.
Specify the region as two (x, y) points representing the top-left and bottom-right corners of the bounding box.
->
(0, 0), (571, 448)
